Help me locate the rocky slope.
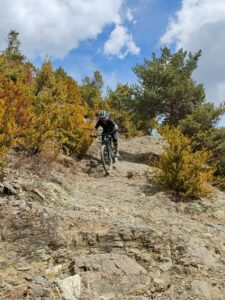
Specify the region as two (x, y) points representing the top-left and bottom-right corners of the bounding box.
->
(0, 136), (225, 300)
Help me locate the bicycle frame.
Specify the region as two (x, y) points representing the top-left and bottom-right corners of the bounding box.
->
(102, 133), (112, 146)
(92, 131), (116, 174)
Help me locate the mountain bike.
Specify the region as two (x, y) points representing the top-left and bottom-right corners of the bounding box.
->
(91, 132), (117, 175)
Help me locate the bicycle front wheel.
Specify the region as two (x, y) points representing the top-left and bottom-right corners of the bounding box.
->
(101, 144), (112, 174)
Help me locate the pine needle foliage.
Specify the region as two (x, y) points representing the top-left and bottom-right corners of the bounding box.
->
(156, 126), (213, 198)
(0, 31), (94, 166)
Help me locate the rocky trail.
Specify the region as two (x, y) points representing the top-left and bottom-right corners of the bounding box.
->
(0, 136), (225, 299)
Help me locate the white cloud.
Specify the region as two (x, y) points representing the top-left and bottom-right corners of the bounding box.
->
(161, 0), (225, 105)
(0, 0), (126, 58)
(126, 8), (134, 22)
(104, 24), (140, 59)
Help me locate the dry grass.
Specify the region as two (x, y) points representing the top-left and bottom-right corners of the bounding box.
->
(9, 148), (78, 180)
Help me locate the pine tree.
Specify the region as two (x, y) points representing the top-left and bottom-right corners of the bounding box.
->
(80, 71), (104, 109)
(107, 84), (138, 136)
(4, 30), (25, 61)
(133, 47), (205, 132)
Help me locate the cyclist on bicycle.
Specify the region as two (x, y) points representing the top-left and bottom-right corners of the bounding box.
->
(94, 111), (119, 157)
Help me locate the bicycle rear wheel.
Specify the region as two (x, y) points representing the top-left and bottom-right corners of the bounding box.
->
(101, 144), (112, 174)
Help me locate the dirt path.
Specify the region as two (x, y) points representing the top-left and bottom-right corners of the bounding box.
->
(66, 135), (225, 299)
(0, 136), (225, 299)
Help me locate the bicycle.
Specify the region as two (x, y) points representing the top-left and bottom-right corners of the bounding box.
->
(91, 131), (117, 175)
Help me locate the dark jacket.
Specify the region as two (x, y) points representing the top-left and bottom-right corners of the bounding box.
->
(95, 117), (116, 133)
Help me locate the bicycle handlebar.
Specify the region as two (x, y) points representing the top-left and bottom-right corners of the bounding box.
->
(90, 130), (117, 138)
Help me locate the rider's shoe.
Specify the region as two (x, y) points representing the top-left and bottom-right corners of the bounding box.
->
(114, 151), (119, 163)
(115, 151), (120, 158)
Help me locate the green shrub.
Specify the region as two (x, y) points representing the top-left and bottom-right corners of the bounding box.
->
(156, 126), (213, 198)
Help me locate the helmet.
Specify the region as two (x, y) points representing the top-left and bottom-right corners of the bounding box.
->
(98, 110), (108, 119)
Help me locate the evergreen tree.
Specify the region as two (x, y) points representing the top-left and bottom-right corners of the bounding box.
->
(133, 47), (205, 132)
(180, 102), (225, 136)
(203, 127), (225, 177)
(107, 84), (138, 135)
(55, 67), (68, 81)
(93, 70), (104, 91)
(180, 102), (225, 178)
(4, 30), (25, 61)
(80, 70), (104, 109)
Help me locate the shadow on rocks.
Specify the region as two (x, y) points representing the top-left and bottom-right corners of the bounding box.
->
(119, 150), (159, 166)
(140, 181), (160, 197)
(0, 205), (67, 259)
(82, 155), (113, 178)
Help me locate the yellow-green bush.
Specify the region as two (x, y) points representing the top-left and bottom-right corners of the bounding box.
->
(0, 52), (94, 160)
(156, 126), (213, 198)
(0, 76), (18, 168)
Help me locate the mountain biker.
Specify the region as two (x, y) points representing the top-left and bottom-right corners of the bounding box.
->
(94, 111), (119, 157)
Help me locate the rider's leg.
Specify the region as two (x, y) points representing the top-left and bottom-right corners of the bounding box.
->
(102, 130), (107, 143)
(112, 132), (119, 156)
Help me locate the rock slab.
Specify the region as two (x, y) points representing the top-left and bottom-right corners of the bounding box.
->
(56, 274), (81, 300)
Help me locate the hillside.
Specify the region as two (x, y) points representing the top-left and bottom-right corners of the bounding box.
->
(0, 136), (225, 300)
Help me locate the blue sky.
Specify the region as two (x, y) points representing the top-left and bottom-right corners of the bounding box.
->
(0, 0), (225, 125)
(52, 0), (181, 87)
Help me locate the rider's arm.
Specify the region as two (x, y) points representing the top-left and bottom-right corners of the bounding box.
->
(95, 120), (101, 130)
(107, 119), (118, 131)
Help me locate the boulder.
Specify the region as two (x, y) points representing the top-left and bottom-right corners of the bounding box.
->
(74, 253), (147, 276)
(72, 254), (149, 298)
(191, 280), (211, 300)
(56, 274), (81, 300)
(28, 284), (45, 298)
(2, 182), (17, 195)
(32, 189), (46, 201)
